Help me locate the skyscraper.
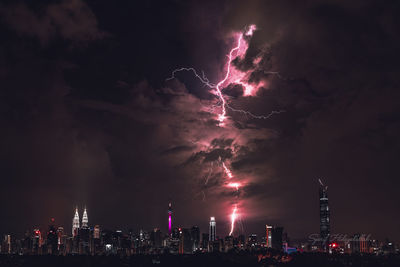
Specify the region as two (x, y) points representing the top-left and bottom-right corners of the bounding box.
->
(151, 228), (162, 248)
(72, 207), (80, 237)
(93, 225), (100, 239)
(209, 217), (216, 242)
(168, 202), (172, 236)
(265, 225), (284, 250)
(57, 226), (65, 253)
(32, 229), (42, 255)
(47, 218), (57, 254)
(82, 207), (89, 228)
(266, 225), (272, 248)
(271, 227), (283, 250)
(191, 226), (200, 251)
(1, 235), (11, 254)
(319, 179), (330, 249)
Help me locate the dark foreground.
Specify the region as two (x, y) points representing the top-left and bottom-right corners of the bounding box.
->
(0, 252), (399, 267)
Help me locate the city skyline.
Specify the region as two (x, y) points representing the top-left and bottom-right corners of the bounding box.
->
(2, 189), (393, 248)
(0, 176), (397, 256)
(0, 178), (398, 243)
(0, 196), (395, 256)
(0, 0), (400, 247)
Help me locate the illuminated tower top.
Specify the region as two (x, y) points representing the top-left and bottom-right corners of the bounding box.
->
(82, 207), (88, 228)
(72, 207), (80, 236)
(168, 202), (172, 236)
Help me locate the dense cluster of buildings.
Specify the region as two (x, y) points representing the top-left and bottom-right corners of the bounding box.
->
(0, 203), (287, 256)
(0, 184), (398, 256)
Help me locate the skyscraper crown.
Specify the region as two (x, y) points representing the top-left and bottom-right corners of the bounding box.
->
(82, 207), (88, 228)
(72, 207), (80, 236)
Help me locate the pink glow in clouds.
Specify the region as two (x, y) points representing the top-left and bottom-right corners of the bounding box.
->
(215, 24), (264, 124)
(227, 182), (241, 191)
(245, 24), (257, 36)
(220, 24), (266, 97)
(167, 24), (272, 236)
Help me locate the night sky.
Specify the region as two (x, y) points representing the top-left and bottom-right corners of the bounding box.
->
(0, 0), (399, 242)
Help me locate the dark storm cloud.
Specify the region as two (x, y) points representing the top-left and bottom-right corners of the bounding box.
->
(220, 0), (400, 239)
(222, 84), (244, 98)
(161, 145), (194, 156)
(0, 0), (113, 232)
(0, 0), (107, 45)
(0, 0), (399, 242)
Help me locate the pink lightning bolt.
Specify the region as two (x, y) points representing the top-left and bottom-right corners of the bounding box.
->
(167, 24), (282, 121)
(215, 33), (244, 125)
(167, 24), (271, 237)
(222, 162), (233, 178)
(215, 26), (256, 237)
(229, 204), (238, 236)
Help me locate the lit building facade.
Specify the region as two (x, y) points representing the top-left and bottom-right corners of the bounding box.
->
(319, 180), (330, 249)
(82, 207), (89, 228)
(168, 203), (172, 237)
(72, 207), (80, 237)
(209, 217), (216, 242)
(266, 225), (272, 248)
(265, 225), (284, 250)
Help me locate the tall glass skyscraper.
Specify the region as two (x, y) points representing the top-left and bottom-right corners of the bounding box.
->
(319, 179), (330, 248)
(72, 207), (80, 237)
(82, 207), (89, 228)
(209, 217), (216, 241)
(266, 225), (272, 248)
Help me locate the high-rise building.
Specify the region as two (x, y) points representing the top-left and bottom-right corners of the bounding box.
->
(93, 225), (100, 239)
(32, 229), (42, 255)
(190, 226), (200, 251)
(238, 234), (245, 248)
(266, 225), (272, 248)
(22, 230), (32, 255)
(271, 227), (283, 250)
(57, 226), (66, 254)
(92, 225), (101, 255)
(79, 227), (90, 255)
(47, 218), (58, 254)
(201, 233), (209, 250)
(151, 228), (162, 248)
(319, 179), (330, 248)
(209, 217), (216, 242)
(168, 202), (172, 237)
(72, 207), (80, 237)
(179, 228), (192, 254)
(1, 235), (11, 254)
(82, 207), (89, 228)
(265, 225), (283, 250)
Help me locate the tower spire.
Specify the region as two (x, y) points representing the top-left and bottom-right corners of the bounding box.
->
(168, 202), (172, 237)
(72, 206), (80, 237)
(82, 206), (88, 228)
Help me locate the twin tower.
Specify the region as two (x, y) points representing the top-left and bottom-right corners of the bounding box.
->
(72, 207), (89, 236)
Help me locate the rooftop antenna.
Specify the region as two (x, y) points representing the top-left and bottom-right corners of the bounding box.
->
(318, 178), (328, 191)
